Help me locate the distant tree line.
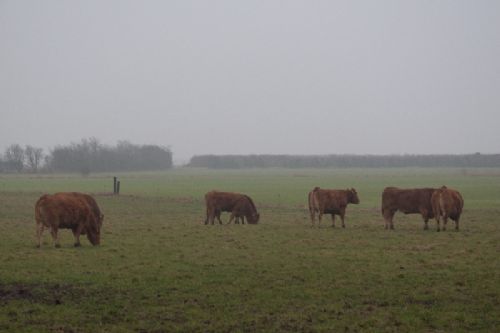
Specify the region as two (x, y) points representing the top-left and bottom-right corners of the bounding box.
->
(0, 144), (44, 173)
(0, 138), (173, 174)
(188, 154), (500, 169)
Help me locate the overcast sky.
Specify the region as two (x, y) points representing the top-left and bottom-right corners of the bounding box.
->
(1, 1), (499, 163)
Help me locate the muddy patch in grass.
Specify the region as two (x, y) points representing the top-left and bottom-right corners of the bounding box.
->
(0, 282), (105, 305)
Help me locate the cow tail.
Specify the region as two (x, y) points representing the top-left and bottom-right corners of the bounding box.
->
(308, 191), (314, 214)
(204, 204), (209, 224)
(35, 195), (49, 226)
(438, 193), (445, 218)
(203, 194), (210, 224)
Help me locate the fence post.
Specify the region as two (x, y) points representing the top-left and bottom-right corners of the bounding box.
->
(113, 177), (117, 194)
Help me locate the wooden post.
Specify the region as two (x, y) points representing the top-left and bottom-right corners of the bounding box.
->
(117, 181), (121, 195)
(113, 177), (117, 194)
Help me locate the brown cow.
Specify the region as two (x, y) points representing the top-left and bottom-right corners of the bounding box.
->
(204, 191), (260, 225)
(381, 187), (436, 230)
(431, 186), (464, 231)
(35, 192), (103, 248)
(308, 187), (360, 228)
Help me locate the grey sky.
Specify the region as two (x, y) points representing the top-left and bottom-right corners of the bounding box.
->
(1, 1), (499, 164)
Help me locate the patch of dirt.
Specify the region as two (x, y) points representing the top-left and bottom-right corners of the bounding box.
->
(0, 283), (100, 305)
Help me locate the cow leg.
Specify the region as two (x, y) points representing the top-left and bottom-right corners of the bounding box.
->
(72, 228), (81, 247)
(207, 208), (216, 225)
(442, 216), (448, 231)
(310, 209), (316, 228)
(50, 227), (60, 248)
(330, 214), (335, 228)
(205, 207), (213, 225)
(228, 213), (236, 225)
(382, 208), (388, 230)
(384, 210), (394, 230)
(422, 209), (430, 230)
(382, 209), (391, 230)
(455, 217), (459, 231)
(73, 224), (85, 247)
(204, 207), (209, 225)
(340, 208), (346, 228)
(424, 219), (429, 230)
(216, 212), (223, 225)
(435, 215), (441, 232)
(317, 212), (323, 228)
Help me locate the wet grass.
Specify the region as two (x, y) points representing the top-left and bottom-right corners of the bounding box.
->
(0, 168), (499, 332)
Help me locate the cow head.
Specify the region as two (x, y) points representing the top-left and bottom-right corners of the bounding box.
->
(85, 215), (102, 246)
(86, 230), (100, 245)
(349, 188), (360, 204)
(246, 212), (260, 224)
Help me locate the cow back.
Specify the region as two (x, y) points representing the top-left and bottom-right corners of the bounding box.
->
(205, 191), (245, 212)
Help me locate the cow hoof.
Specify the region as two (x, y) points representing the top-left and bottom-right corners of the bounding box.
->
(55, 244), (61, 248)
(437, 229), (440, 232)
(74, 243), (81, 247)
(342, 225), (345, 228)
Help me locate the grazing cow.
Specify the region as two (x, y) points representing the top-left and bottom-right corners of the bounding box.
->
(431, 186), (464, 231)
(308, 187), (360, 228)
(204, 191), (260, 225)
(35, 192), (103, 248)
(381, 187), (436, 230)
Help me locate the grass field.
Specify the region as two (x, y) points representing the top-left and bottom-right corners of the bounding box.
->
(0, 168), (499, 332)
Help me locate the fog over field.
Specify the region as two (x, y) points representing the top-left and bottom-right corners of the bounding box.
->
(1, 1), (499, 164)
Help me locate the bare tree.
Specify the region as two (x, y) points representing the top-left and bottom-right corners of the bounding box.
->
(25, 145), (44, 172)
(4, 144), (25, 172)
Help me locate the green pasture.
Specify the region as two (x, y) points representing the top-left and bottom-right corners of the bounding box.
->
(0, 168), (499, 332)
